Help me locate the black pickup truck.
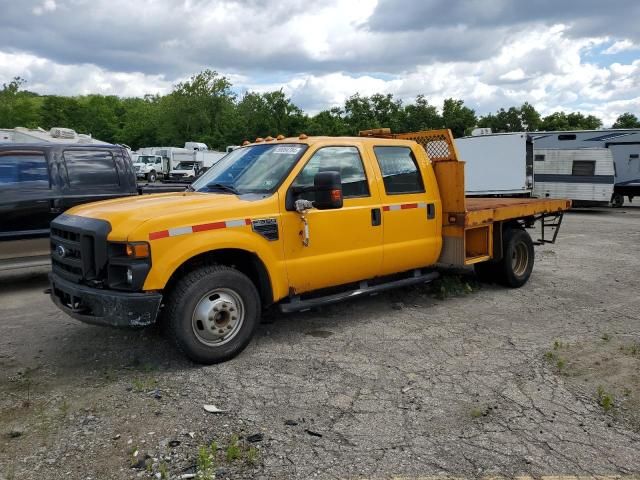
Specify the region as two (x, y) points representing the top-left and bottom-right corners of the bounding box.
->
(0, 143), (140, 271)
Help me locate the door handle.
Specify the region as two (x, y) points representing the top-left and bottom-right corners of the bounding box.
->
(371, 208), (381, 226)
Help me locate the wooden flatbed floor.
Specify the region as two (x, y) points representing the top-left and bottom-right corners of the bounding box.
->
(465, 197), (571, 227)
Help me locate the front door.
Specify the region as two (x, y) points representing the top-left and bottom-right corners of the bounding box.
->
(0, 148), (55, 262)
(280, 145), (383, 294)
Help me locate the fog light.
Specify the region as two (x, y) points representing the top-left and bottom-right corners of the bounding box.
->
(126, 268), (133, 285)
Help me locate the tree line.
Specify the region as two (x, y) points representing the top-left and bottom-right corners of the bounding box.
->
(1, 70), (639, 150)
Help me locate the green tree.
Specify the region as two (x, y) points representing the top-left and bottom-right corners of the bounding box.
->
(0, 77), (41, 128)
(442, 98), (476, 137)
(540, 111), (603, 131)
(40, 95), (82, 129)
(401, 95), (442, 132)
(612, 112), (640, 128)
(478, 102), (540, 132)
(344, 94), (377, 134)
(520, 102), (541, 131)
(159, 69), (236, 149)
(308, 107), (349, 136)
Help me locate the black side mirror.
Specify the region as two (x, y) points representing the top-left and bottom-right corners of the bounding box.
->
(313, 171), (343, 210)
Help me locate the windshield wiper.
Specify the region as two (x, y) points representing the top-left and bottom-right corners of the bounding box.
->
(186, 185), (195, 192)
(206, 183), (241, 195)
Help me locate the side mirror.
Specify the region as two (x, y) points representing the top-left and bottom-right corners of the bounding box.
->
(313, 171), (343, 210)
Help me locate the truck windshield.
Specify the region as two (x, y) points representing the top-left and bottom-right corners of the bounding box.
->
(137, 156), (156, 164)
(192, 143), (308, 194)
(175, 162), (195, 170)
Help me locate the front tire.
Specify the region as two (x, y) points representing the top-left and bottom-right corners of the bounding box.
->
(147, 171), (157, 183)
(164, 265), (260, 364)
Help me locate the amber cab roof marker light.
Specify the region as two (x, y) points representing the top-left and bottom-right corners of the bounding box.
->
(299, 133), (308, 140)
(255, 137), (265, 143)
(276, 134), (285, 140)
(265, 136), (274, 141)
(242, 140), (250, 146)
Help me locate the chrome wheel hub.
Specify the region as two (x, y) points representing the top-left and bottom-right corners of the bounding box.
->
(191, 288), (245, 346)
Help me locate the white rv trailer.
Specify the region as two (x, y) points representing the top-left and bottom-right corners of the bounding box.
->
(454, 132), (533, 196)
(532, 129), (640, 206)
(532, 148), (615, 207)
(0, 127), (110, 145)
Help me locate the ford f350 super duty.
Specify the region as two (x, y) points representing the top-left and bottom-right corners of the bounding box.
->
(48, 129), (571, 363)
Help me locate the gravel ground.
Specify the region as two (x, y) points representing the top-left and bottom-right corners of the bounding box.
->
(1, 206), (639, 479)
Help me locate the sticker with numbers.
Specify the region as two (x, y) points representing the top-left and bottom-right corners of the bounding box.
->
(273, 146), (303, 155)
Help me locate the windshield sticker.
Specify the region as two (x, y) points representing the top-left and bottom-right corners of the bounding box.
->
(273, 146), (303, 155)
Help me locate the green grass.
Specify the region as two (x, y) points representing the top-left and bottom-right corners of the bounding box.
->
(431, 275), (478, 300)
(196, 444), (215, 480)
(596, 385), (615, 412)
(226, 435), (241, 462)
(131, 377), (157, 393)
(620, 342), (640, 356)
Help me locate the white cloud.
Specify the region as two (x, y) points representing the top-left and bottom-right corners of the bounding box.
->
(32, 0), (56, 16)
(1, 1), (640, 127)
(602, 39), (638, 55)
(0, 51), (173, 97)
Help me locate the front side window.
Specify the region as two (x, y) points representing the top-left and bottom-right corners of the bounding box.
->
(64, 150), (119, 187)
(0, 151), (49, 187)
(193, 143), (308, 194)
(292, 146), (369, 201)
(373, 146), (424, 195)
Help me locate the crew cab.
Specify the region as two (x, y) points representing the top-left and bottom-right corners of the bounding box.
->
(48, 130), (571, 363)
(0, 143), (137, 271)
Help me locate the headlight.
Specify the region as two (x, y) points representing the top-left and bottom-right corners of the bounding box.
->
(106, 242), (151, 291)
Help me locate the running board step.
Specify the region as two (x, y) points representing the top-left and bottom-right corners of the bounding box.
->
(279, 270), (440, 313)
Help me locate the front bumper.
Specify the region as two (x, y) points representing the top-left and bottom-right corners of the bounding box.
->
(49, 272), (162, 328)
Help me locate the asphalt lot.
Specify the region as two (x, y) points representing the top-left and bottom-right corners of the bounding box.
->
(1, 206), (640, 479)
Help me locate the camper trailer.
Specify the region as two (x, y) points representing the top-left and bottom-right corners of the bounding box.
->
(532, 148), (615, 207)
(454, 132), (533, 196)
(532, 130), (640, 206)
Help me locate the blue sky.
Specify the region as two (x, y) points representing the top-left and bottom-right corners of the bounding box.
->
(0, 0), (639, 126)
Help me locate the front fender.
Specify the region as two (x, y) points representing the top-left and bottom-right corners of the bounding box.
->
(141, 226), (289, 302)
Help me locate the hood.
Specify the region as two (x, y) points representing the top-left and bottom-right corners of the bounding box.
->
(67, 192), (264, 241)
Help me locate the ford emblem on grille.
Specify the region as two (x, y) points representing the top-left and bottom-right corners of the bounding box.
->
(56, 245), (67, 258)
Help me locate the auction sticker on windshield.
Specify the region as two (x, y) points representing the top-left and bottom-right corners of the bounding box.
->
(273, 146), (303, 155)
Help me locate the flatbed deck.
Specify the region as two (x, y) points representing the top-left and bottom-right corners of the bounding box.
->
(465, 197), (571, 227)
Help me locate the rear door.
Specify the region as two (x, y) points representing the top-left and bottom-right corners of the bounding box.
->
(280, 144), (383, 293)
(0, 148), (55, 263)
(60, 147), (135, 209)
(368, 145), (441, 275)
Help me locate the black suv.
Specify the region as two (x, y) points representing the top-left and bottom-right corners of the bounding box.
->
(0, 144), (137, 271)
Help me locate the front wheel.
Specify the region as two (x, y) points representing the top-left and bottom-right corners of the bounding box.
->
(147, 171), (157, 183)
(164, 265), (260, 364)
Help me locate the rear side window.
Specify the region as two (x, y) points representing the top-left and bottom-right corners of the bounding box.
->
(373, 146), (424, 195)
(572, 160), (596, 176)
(64, 150), (119, 187)
(534, 154), (545, 161)
(558, 134), (577, 141)
(0, 151), (49, 187)
(292, 146), (369, 199)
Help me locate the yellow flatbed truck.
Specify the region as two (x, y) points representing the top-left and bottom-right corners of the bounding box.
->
(48, 129), (570, 363)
